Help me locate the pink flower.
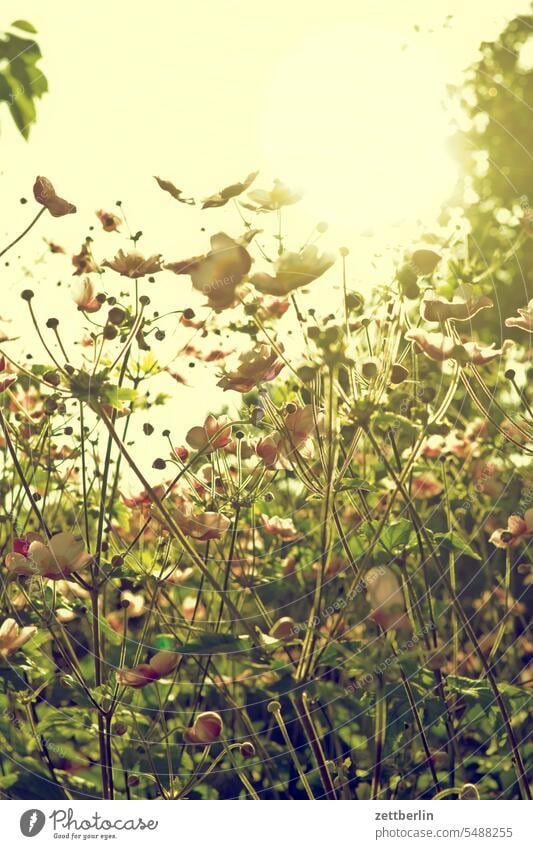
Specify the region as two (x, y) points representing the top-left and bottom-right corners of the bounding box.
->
(184, 711), (223, 745)
(256, 297), (290, 321)
(96, 209), (121, 232)
(250, 245), (335, 296)
(420, 289), (493, 322)
(33, 176), (76, 218)
(0, 356), (16, 393)
(411, 472), (443, 499)
(406, 329), (512, 365)
(421, 434), (447, 458)
(261, 514), (299, 542)
(201, 171), (259, 208)
(448, 434), (479, 460)
(0, 618), (37, 658)
(186, 415), (232, 453)
(505, 300), (533, 333)
(182, 595), (206, 621)
(103, 250), (162, 279)
(116, 650), (179, 688)
(404, 329), (456, 362)
(256, 434), (283, 469)
(284, 403), (318, 446)
(176, 502), (231, 541)
(460, 340), (513, 365)
(217, 344), (284, 392)
(256, 404), (318, 470)
(44, 239), (66, 254)
(471, 459), (503, 498)
(166, 233), (252, 310)
(420, 430), (480, 461)
(193, 512), (231, 541)
(122, 489), (158, 512)
(6, 532), (92, 580)
(72, 278), (102, 313)
(241, 178), (301, 212)
(465, 418), (487, 440)
(489, 509), (533, 548)
(72, 244), (100, 276)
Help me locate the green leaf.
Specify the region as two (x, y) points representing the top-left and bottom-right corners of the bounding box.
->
(0, 72), (14, 103)
(9, 89), (36, 139)
(158, 631), (252, 656)
(336, 476), (374, 493)
(434, 531), (481, 561)
(153, 634), (175, 651)
(0, 773), (19, 790)
(0, 30), (47, 138)
(85, 607), (123, 646)
(101, 383), (138, 408)
(11, 20), (38, 33)
(10, 56), (48, 99)
(380, 519), (415, 552)
(372, 410), (420, 438)
(319, 640), (363, 667)
(447, 675), (531, 713)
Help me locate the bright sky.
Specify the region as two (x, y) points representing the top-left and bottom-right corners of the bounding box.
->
(1, 1), (529, 240)
(0, 0), (530, 475)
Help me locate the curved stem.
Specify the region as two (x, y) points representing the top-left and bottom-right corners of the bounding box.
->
(0, 207), (45, 259)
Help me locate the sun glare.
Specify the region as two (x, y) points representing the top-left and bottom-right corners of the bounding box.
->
(260, 24), (458, 240)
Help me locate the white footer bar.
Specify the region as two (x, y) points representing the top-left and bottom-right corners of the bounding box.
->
(3, 800), (530, 848)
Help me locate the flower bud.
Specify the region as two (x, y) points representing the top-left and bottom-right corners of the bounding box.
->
(240, 741), (255, 758)
(345, 292), (363, 311)
(397, 266), (419, 298)
(251, 406), (265, 425)
(297, 365), (317, 383)
(185, 711), (224, 745)
(108, 306), (126, 325)
(410, 248), (441, 276)
(460, 783), (480, 800)
(390, 363), (409, 384)
(270, 617), (296, 640)
(43, 371), (60, 386)
(103, 324), (118, 340)
(361, 357), (380, 380)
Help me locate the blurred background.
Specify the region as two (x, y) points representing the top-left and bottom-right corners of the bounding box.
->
(1, 0), (532, 454)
